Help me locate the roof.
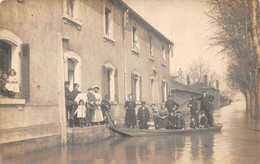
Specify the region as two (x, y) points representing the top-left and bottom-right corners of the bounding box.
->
(117, 0), (174, 45)
(171, 80), (202, 95)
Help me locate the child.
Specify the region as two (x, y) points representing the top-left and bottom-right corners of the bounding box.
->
(5, 69), (20, 98)
(190, 117), (196, 129)
(74, 99), (86, 128)
(200, 112), (210, 128)
(168, 112), (176, 129)
(153, 111), (159, 129)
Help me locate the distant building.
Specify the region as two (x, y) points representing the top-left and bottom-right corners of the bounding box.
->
(0, 0), (173, 157)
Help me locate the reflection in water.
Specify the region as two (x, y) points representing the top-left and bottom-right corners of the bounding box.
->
(2, 101), (260, 164)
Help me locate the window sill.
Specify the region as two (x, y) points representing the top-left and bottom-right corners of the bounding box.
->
(161, 62), (167, 67)
(0, 98), (25, 105)
(63, 14), (83, 30)
(132, 48), (140, 55)
(103, 35), (115, 46)
(149, 57), (155, 61)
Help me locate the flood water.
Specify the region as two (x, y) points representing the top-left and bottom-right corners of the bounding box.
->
(2, 101), (260, 164)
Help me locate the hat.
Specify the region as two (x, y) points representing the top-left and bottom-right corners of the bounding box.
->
(88, 87), (93, 91)
(64, 81), (70, 85)
(93, 85), (100, 89)
(141, 101), (146, 105)
(73, 83), (79, 88)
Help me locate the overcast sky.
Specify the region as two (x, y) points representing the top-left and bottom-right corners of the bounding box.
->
(124, 0), (228, 86)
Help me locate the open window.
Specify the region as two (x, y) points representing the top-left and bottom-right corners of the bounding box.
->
(132, 26), (140, 53)
(102, 63), (118, 102)
(131, 71), (142, 102)
(150, 78), (155, 103)
(149, 35), (154, 58)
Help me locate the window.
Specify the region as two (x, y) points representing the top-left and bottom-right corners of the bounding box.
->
(162, 45), (166, 61)
(105, 8), (111, 36)
(132, 26), (140, 52)
(63, 0), (82, 30)
(149, 36), (153, 58)
(66, 0), (79, 18)
(102, 63), (118, 102)
(131, 71), (142, 102)
(64, 51), (81, 91)
(0, 41), (11, 72)
(151, 78), (155, 103)
(161, 80), (167, 102)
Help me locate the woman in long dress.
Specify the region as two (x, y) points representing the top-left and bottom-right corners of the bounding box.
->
(158, 104), (169, 129)
(124, 94), (137, 128)
(92, 85), (104, 125)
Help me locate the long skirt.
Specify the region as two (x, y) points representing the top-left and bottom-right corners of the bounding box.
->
(92, 105), (104, 123)
(125, 109), (137, 126)
(159, 118), (168, 129)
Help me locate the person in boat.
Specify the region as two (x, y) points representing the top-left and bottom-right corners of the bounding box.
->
(150, 104), (157, 121)
(187, 95), (199, 127)
(64, 81), (75, 127)
(153, 111), (159, 129)
(124, 94), (137, 128)
(175, 111), (186, 129)
(200, 112), (210, 128)
(158, 104), (169, 129)
(167, 111), (176, 129)
(86, 87), (95, 126)
(190, 117), (196, 129)
(92, 85), (104, 125)
(197, 90), (215, 127)
(165, 95), (179, 115)
(71, 83), (81, 126)
(137, 101), (150, 129)
(101, 95), (111, 125)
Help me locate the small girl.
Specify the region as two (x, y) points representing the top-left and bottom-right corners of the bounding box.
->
(74, 99), (86, 128)
(5, 69), (20, 98)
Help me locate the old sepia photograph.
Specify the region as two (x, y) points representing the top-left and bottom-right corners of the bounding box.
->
(0, 0), (260, 163)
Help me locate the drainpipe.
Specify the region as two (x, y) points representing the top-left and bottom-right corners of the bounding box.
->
(123, 9), (129, 101)
(57, 33), (67, 145)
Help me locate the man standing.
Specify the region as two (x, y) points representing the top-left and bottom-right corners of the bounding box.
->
(187, 95), (199, 127)
(198, 91), (215, 126)
(165, 95), (179, 115)
(137, 101), (150, 129)
(64, 81), (74, 127)
(71, 83), (81, 126)
(86, 87), (95, 126)
(101, 95), (111, 124)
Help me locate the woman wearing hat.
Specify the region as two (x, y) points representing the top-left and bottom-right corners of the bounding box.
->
(158, 103), (169, 129)
(124, 94), (137, 128)
(92, 85), (104, 125)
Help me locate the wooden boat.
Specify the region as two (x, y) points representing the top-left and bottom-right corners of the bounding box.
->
(109, 123), (223, 137)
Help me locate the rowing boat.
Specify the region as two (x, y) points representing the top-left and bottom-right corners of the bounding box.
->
(109, 123), (223, 137)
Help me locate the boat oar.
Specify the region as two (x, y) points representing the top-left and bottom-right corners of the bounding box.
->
(105, 108), (116, 128)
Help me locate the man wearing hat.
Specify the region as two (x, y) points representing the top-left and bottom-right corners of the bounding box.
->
(64, 81), (75, 126)
(187, 94), (199, 127)
(165, 95), (179, 115)
(198, 90), (215, 126)
(137, 101), (150, 129)
(175, 111), (185, 129)
(86, 87), (95, 126)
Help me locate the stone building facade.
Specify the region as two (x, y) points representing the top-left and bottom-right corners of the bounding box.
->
(0, 0), (173, 157)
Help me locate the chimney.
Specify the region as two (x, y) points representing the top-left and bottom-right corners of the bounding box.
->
(216, 80), (219, 90)
(204, 75), (208, 86)
(187, 76), (190, 86)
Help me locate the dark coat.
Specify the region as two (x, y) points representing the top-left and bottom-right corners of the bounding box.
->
(65, 87), (74, 107)
(200, 116), (209, 128)
(175, 116), (185, 129)
(101, 99), (110, 116)
(124, 100), (137, 126)
(168, 115), (176, 129)
(137, 107), (150, 129)
(198, 95), (214, 112)
(190, 120), (196, 128)
(71, 89), (81, 100)
(165, 100), (179, 114)
(87, 92), (96, 110)
(188, 99), (199, 116)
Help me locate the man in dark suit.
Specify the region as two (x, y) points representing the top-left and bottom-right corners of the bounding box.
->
(165, 95), (179, 115)
(137, 101), (150, 129)
(197, 90), (215, 126)
(86, 87), (95, 126)
(187, 95), (199, 127)
(64, 81), (74, 127)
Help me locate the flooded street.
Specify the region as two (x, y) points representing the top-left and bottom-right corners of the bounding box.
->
(3, 101), (260, 164)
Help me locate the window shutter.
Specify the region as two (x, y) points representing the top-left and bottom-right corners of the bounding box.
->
(166, 82), (169, 98)
(161, 81), (164, 102)
(21, 44), (30, 100)
(131, 73), (136, 101)
(139, 76), (142, 101)
(101, 65), (108, 98)
(114, 69), (118, 102)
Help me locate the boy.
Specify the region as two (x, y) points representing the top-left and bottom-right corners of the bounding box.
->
(200, 112), (210, 128)
(153, 111), (159, 129)
(190, 117), (196, 129)
(175, 111), (185, 129)
(168, 111), (176, 129)
(137, 101), (150, 129)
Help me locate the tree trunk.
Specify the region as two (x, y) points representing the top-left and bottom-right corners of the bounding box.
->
(246, 89), (251, 112)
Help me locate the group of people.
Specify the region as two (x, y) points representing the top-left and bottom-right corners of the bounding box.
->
(124, 90), (215, 130)
(65, 81), (110, 127)
(0, 69), (20, 98)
